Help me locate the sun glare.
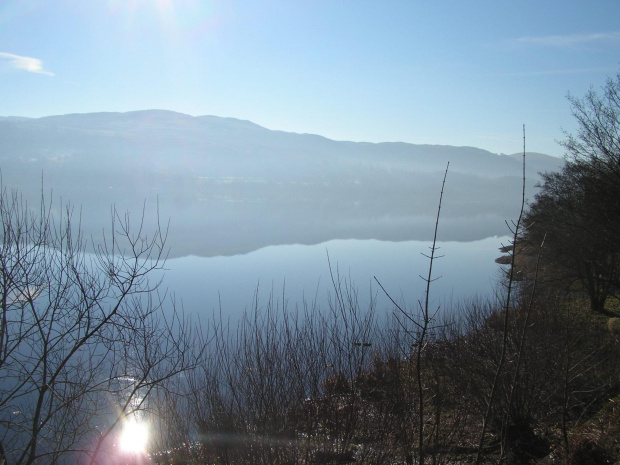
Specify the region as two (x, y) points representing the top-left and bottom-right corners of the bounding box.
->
(119, 419), (149, 454)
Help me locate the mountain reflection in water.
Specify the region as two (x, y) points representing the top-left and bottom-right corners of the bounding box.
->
(161, 236), (508, 323)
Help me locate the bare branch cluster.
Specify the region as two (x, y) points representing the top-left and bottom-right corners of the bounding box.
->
(0, 184), (204, 465)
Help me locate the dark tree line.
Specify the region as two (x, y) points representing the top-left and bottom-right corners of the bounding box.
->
(523, 72), (620, 314)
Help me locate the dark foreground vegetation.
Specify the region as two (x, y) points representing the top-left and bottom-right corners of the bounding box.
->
(2, 74), (620, 465)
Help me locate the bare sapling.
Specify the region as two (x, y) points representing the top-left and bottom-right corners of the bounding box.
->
(375, 162), (449, 465)
(475, 125), (527, 464)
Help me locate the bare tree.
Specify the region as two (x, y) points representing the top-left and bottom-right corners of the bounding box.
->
(375, 162), (449, 465)
(0, 184), (204, 465)
(524, 72), (620, 314)
(473, 126), (528, 464)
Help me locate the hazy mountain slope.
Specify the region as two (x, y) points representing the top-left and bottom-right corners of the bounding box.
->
(0, 110), (563, 257)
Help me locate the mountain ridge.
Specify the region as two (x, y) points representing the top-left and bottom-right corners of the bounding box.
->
(1, 109), (561, 158)
(0, 110), (565, 257)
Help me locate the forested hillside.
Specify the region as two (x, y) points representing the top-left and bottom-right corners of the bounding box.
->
(0, 112), (562, 256)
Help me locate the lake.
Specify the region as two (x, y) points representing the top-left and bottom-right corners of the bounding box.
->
(161, 236), (509, 325)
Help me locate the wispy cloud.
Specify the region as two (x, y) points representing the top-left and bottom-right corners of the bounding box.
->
(514, 32), (620, 48)
(0, 52), (54, 76)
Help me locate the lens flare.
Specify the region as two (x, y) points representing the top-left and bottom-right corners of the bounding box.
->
(119, 419), (149, 454)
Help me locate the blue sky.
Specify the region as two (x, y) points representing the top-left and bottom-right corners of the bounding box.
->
(1, 0), (619, 157)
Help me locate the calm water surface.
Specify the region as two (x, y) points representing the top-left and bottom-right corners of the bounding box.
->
(161, 236), (509, 323)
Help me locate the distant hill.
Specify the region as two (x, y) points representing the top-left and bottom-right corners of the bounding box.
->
(0, 116), (33, 122)
(0, 110), (564, 257)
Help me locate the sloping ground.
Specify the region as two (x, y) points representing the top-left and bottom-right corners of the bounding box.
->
(539, 392), (620, 465)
